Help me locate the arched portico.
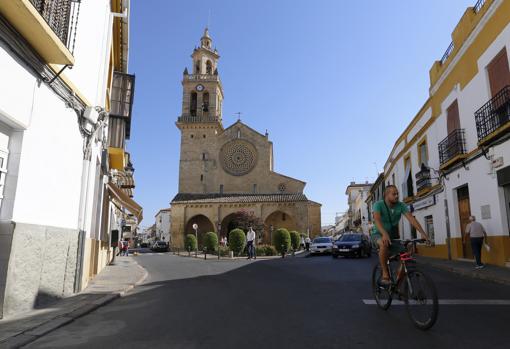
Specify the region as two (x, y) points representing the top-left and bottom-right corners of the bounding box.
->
(263, 210), (297, 244)
(185, 214), (215, 247)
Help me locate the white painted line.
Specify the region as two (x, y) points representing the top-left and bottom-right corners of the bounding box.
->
(362, 299), (510, 305)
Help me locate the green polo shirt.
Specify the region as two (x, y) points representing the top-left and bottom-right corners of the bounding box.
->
(371, 200), (409, 239)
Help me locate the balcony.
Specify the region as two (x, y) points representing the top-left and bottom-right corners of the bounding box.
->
(415, 167), (432, 195)
(0, 0), (79, 64)
(438, 129), (467, 170)
(475, 85), (510, 146)
(110, 72), (135, 138)
(177, 115), (220, 123)
(183, 74), (220, 83)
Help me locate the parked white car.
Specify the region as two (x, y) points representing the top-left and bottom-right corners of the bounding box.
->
(309, 237), (333, 255)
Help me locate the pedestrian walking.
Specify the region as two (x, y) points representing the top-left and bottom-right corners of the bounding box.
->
(246, 226), (256, 259)
(122, 240), (129, 256)
(305, 236), (311, 251)
(300, 236), (305, 250)
(464, 216), (488, 269)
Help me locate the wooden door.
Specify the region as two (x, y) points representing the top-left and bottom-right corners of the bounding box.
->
(457, 186), (473, 259)
(487, 48), (510, 97)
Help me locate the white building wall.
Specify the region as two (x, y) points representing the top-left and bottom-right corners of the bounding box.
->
(0, 0), (120, 317)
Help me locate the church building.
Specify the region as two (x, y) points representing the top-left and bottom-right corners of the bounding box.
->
(169, 29), (321, 247)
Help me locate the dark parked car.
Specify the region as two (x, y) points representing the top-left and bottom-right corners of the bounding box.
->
(332, 233), (372, 258)
(151, 241), (169, 252)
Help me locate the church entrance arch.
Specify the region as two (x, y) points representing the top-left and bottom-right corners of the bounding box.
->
(185, 215), (215, 248)
(263, 210), (297, 244)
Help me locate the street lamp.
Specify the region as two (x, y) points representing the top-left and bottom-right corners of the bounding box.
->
(192, 223), (198, 257)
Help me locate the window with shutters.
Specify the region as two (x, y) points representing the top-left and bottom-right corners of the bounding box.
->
(447, 100), (460, 135)
(487, 48), (510, 97)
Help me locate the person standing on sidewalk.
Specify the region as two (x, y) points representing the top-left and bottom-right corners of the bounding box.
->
(464, 216), (488, 269)
(246, 226), (256, 259)
(305, 236), (311, 251)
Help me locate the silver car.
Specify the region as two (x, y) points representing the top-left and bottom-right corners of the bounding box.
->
(309, 237), (333, 255)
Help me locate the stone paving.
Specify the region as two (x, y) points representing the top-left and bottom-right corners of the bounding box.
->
(0, 257), (146, 348)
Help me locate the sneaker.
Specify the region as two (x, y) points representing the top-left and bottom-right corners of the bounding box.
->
(476, 264), (485, 269)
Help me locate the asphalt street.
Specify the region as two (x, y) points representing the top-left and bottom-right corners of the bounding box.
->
(26, 253), (510, 349)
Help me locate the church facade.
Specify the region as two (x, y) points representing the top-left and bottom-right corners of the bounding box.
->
(169, 29), (321, 247)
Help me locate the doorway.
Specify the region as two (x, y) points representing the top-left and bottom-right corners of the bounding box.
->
(457, 186), (473, 259)
(504, 185), (510, 236)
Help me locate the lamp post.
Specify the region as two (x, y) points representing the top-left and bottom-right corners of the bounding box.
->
(270, 225), (273, 245)
(192, 223), (198, 257)
(217, 221), (221, 260)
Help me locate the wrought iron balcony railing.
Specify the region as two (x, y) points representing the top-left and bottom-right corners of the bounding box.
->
(178, 115), (220, 123)
(438, 129), (466, 166)
(415, 168), (432, 193)
(29, 0), (80, 52)
(475, 85), (510, 144)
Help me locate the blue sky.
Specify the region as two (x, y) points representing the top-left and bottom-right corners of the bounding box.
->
(128, 0), (475, 227)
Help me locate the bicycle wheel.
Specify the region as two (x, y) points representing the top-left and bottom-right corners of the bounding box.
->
(403, 269), (439, 330)
(372, 264), (392, 310)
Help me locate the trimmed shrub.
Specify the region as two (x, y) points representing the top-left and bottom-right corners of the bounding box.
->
(204, 232), (219, 252)
(218, 245), (230, 257)
(185, 234), (197, 251)
(273, 228), (291, 254)
(262, 244), (277, 256)
(255, 245), (266, 256)
(229, 228), (246, 256)
(289, 231), (300, 250)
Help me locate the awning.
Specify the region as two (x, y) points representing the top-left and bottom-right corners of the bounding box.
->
(107, 183), (143, 222)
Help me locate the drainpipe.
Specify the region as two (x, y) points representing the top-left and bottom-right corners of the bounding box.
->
(444, 197), (452, 260)
(74, 144), (91, 293)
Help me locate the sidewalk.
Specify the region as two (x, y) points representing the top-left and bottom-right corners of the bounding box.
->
(0, 257), (147, 348)
(169, 249), (307, 261)
(416, 256), (510, 286)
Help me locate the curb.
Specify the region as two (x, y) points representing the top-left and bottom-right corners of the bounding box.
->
(1, 259), (148, 348)
(418, 259), (510, 286)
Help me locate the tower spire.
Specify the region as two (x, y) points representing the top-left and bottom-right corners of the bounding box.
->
(201, 27), (212, 49)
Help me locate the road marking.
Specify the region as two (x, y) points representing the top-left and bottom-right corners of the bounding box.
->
(362, 299), (510, 305)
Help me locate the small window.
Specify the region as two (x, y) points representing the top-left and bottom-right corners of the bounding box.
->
(202, 153), (206, 160)
(219, 184), (224, 194)
(282, 213), (286, 221)
(200, 174), (203, 181)
(253, 184), (257, 193)
(190, 134), (194, 139)
(203, 134), (206, 138)
(418, 141), (428, 167)
(425, 215), (435, 243)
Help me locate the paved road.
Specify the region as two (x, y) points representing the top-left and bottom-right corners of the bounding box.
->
(27, 253), (510, 348)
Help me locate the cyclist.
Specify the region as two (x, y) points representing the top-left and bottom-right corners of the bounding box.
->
(372, 185), (430, 285)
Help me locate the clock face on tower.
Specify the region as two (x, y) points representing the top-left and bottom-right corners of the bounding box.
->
(196, 84), (204, 92)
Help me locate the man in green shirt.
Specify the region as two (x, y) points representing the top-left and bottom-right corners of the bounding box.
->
(372, 185), (430, 285)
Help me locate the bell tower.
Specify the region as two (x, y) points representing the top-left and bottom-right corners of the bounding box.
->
(178, 28), (224, 124)
(176, 28), (224, 194)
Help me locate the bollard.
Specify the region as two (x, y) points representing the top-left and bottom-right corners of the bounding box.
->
(204, 247), (207, 260)
(188, 247), (191, 257)
(217, 247), (220, 260)
(292, 249), (295, 257)
(281, 244), (285, 258)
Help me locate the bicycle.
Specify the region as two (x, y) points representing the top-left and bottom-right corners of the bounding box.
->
(371, 238), (439, 330)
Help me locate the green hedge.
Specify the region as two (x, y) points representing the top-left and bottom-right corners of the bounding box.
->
(289, 231), (300, 250)
(204, 232), (218, 252)
(229, 229), (246, 256)
(185, 234), (197, 251)
(273, 228), (291, 254)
